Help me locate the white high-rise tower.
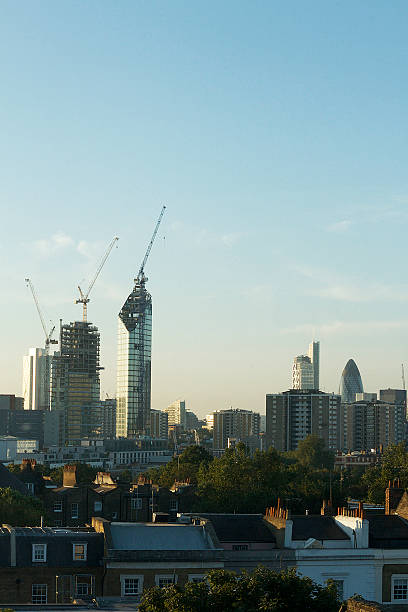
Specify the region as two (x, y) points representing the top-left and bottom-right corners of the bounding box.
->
(308, 340), (320, 390)
(22, 347), (52, 410)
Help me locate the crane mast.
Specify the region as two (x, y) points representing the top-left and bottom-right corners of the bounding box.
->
(135, 205), (166, 285)
(25, 278), (58, 355)
(76, 236), (119, 321)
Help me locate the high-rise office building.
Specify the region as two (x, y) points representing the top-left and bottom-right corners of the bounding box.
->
(150, 409), (169, 438)
(308, 341), (320, 390)
(116, 277), (152, 438)
(342, 400), (405, 451)
(213, 409), (260, 451)
(164, 400), (186, 429)
(50, 321), (100, 445)
(379, 388), (407, 406)
(22, 348), (52, 410)
(266, 389), (341, 451)
(339, 359), (363, 403)
(292, 356), (314, 390)
(185, 410), (199, 430)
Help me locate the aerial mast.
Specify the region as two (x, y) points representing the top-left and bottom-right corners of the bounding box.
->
(76, 236), (119, 321)
(135, 206), (166, 285)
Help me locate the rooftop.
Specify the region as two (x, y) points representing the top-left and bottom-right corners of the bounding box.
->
(109, 522), (214, 551)
(291, 516), (349, 541)
(196, 513), (275, 543)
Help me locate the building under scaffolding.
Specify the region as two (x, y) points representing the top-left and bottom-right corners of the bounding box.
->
(116, 277), (152, 438)
(51, 321), (101, 444)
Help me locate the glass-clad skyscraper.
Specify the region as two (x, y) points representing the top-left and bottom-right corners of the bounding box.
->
(340, 358), (363, 403)
(116, 278), (152, 437)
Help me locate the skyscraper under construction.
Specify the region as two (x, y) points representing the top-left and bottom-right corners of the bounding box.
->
(51, 321), (101, 444)
(116, 277), (152, 437)
(116, 206), (165, 438)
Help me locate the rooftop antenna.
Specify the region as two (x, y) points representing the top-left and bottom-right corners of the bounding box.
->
(76, 236), (119, 321)
(135, 206), (166, 286)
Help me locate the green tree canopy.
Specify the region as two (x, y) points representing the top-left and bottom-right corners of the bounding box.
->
(146, 445), (213, 488)
(139, 567), (340, 612)
(49, 462), (98, 486)
(295, 435), (334, 470)
(0, 488), (46, 526)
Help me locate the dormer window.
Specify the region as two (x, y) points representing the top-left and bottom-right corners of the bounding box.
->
(32, 543), (47, 562)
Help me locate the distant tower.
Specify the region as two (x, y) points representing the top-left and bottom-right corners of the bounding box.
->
(116, 278), (152, 437)
(22, 347), (52, 410)
(292, 355), (314, 389)
(340, 359), (363, 403)
(116, 206), (166, 439)
(308, 341), (320, 390)
(51, 321), (100, 444)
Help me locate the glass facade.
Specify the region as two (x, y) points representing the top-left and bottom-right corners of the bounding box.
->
(340, 359), (363, 403)
(116, 280), (152, 437)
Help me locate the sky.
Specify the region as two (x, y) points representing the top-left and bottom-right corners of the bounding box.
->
(1, 1), (408, 418)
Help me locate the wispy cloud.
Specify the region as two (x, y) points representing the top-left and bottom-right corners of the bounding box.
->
(281, 319), (408, 335)
(169, 219), (245, 248)
(292, 264), (408, 303)
(33, 232), (74, 256)
(326, 220), (351, 233)
(221, 232), (243, 247)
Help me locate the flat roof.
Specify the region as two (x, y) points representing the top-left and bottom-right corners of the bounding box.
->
(109, 523), (213, 551)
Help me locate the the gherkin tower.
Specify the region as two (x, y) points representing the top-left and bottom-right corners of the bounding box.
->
(340, 359), (363, 403)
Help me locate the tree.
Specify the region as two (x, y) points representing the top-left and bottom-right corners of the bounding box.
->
(145, 445), (213, 488)
(361, 443), (408, 503)
(139, 567), (340, 612)
(0, 488), (46, 526)
(296, 435), (334, 470)
(50, 462), (98, 485)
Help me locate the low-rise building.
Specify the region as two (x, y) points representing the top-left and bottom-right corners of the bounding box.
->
(92, 516), (224, 604)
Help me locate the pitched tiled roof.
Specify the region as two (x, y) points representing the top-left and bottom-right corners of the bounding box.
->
(291, 516), (349, 541)
(197, 514), (275, 543)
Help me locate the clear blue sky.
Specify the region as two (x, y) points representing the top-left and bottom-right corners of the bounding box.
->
(1, 1), (408, 417)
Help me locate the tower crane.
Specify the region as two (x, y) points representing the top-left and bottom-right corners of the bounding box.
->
(25, 278), (58, 355)
(76, 236), (119, 321)
(135, 206), (166, 285)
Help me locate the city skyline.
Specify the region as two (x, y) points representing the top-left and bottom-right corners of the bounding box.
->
(2, 2), (408, 417)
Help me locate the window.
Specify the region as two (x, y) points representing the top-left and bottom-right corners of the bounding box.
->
(155, 575), (177, 588)
(120, 575), (143, 596)
(71, 503), (79, 519)
(94, 501), (102, 512)
(72, 543), (87, 561)
(332, 580), (344, 601)
(189, 575), (206, 584)
(32, 544), (47, 562)
(54, 520), (62, 527)
(76, 582), (89, 596)
(169, 498), (178, 511)
(131, 498), (142, 510)
(232, 544), (249, 551)
(392, 576), (408, 602)
(32, 584), (47, 604)
(26, 482), (35, 494)
(54, 500), (63, 512)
